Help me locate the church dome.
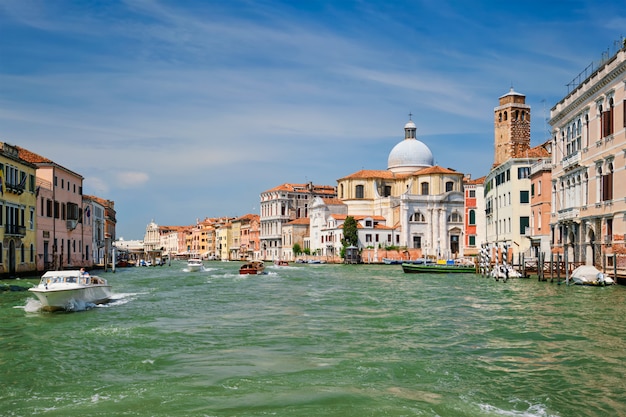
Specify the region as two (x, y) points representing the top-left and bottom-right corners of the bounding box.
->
(387, 118), (434, 173)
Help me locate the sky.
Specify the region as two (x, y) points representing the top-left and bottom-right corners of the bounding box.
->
(1, 0), (625, 240)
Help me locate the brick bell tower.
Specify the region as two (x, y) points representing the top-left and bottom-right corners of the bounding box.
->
(493, 87), (531, 166)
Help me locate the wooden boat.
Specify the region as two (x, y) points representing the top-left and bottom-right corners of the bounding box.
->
(402, 261), (476, 274)
(28, 270), (112, 311)
(239, 261), (265, 275)
(274, 260), (289, 266)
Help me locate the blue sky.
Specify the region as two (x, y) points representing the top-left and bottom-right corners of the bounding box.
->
(1, 0), (625, 240)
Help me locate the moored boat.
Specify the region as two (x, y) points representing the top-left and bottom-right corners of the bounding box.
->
(570, 265), (615, 286)
(402, 260), (476, 274)
(28, 270), (112, 311)
(240, 261), (265, 275)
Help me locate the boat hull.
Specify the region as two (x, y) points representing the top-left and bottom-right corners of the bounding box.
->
(401, 263), (476, 274)
(29, 286), (112, 311)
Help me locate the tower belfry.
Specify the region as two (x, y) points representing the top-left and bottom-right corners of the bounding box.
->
(493, 88), (531, 166)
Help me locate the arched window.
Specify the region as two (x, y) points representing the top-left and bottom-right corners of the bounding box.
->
(445, 181), (453, 192)
(340, 184), (344, 199)
(421, 182), (429, 195)
(469, 209), (476, 225)
(504, 111), (508, 121)
(355, 185), (364, 199)
(410, 211), (425, 222)
(448, 211), (462, 223)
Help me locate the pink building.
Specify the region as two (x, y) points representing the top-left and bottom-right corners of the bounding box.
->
(19, 147), (93, 270)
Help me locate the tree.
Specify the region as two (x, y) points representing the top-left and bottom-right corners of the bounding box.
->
(292, 243), (302, 257)
(342, 216), (359, 248)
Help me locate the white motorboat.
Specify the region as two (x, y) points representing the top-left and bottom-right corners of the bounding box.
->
(29, 270), (112, 311)
(187, 258), (204, 272)
(570, 265), (615, 286)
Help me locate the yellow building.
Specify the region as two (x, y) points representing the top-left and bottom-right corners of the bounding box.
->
(0, 142), (37, 276)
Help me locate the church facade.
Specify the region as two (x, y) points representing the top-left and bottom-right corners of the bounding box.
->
(323, 118), (466, 259)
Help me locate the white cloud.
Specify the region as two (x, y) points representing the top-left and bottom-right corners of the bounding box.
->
(116, 171), (150, 188)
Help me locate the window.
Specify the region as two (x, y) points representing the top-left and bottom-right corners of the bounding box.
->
(445, 181), (453, 192)
(518, 167), (530, 179)
(421, 182), (429, 195)
(468, 235), (476, 246)
(30, 244), (34, 262)
(355, 185), (364, 199)
(519, 216), (530, 235)
(469, 190), (475, 198)
(538, 180), (542, 195)
(601, 164), (613, 202)
(520, 190), (530, 203)
(448, 212), (462, 223)
(365, 220), (372, 227)
(469, 210), (476, 225)
(365, 234), (372, 243)
(410, 211), (425, 222)
(413, 236), (421, 249)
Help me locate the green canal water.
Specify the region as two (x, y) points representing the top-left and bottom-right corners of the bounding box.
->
(1, 262), (625, 417)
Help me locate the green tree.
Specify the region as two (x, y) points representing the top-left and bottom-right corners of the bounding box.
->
(342, 216), (359, 248)
(293, 243), (302, 257)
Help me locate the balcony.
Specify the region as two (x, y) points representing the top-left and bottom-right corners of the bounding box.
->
(5, 224), (26, 236)
(530, 158), (552, 175)
(557, 208), (580, 221)
(561, 152), (581, 170)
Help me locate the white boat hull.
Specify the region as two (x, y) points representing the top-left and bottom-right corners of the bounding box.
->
(29, 270), (113, 311)
(29, 285), (112, 311)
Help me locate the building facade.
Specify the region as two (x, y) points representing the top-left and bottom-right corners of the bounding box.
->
(337, 119), (465, 259)
(19, 146), (93, 271)
(0, 143), (37, 276)
(484, 89), (549, 260)
(549, 42), (626, 272)
(259, 183), (336, 261)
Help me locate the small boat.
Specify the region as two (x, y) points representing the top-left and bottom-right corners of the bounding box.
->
(28, 270), (112, 312)
(274, 260), (289, 266)
(382, 258), (403, 265)
(570, 265), (615, 286)
(402, 260), (476, 274)
(490, 264), (522, 281)
(187, 258), (204, 272)
(240, 261), (265, 275)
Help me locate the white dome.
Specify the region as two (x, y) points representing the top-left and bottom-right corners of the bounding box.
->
(387, 139), (434, 173)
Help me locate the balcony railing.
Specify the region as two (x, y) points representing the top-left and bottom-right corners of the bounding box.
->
(5, 224), (26, 236)
(557, 208), (580, 221)
(530, 158), (552, 175)
(562, 152), (581, 170)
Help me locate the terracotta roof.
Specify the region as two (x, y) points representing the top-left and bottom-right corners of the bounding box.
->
(285, 217), (310, 225)
(413, 165), (461, 175)
(263, 183), (336, 195)
(331, 214), (386, 222)
(16, 146), (54, 164)
(463, 176), (486, 185)
(321, 197), (345, 205)
(338, 170), (395, 180)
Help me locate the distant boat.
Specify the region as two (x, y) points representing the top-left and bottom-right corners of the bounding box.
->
(187, 258), (204, 272)
(274, 260), (289, 266)
(28, 270), (112, 312)
(240, 261), (265, 275)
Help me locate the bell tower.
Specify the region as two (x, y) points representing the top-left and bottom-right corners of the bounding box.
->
(493, 88), (531, 166)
